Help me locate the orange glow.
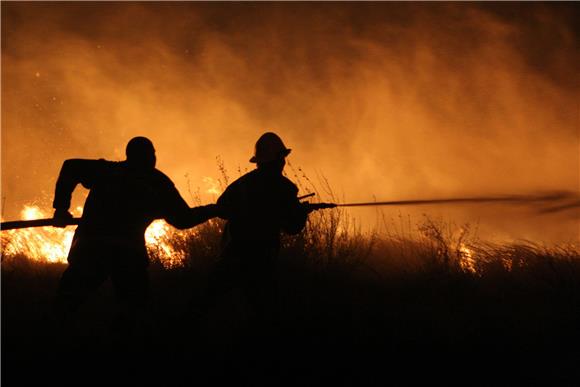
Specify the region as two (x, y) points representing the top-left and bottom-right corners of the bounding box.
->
(1, 3), (578, 245)
(203, 176), (222, 196)
(2, 206), (76, 264)
(459, 243), (477, 274)
(22, 205), (42, 220)
(144, 219), (188, 268)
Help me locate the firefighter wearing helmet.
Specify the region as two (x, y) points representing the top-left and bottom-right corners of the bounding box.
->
(249, 132), (292, 163)
(187, 131), (309, 336)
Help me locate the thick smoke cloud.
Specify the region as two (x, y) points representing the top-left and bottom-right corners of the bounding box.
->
(1, 3), (578, 242)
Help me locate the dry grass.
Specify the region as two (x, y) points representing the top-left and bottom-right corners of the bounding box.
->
(2, 166), (579, 386)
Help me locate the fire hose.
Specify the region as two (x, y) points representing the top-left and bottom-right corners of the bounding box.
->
(306, 191), (577, 211)
(0, 191), (576, 231)
(1, 217), (81, 230)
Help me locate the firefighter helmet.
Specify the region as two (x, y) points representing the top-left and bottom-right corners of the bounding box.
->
(250, 132), (291, 163)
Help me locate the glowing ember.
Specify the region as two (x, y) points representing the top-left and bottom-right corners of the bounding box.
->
(459, 243), (477, 274)
(2, 205), (188, 268)
(502, 258), (513, 272)
(22, 205), (43, 220)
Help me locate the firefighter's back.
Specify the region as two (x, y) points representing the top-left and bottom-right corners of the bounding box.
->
(218, 168), (303, 248)
(77, 161), (173, 241)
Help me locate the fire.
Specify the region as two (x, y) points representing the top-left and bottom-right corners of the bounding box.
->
(22, 205), (43, 220)
(144, 219), (187, 268)
(1, 205), (188, 268)
(459, 243), (477, 274)
(502, 258), (513, 272)
(2, 206), (76, 264)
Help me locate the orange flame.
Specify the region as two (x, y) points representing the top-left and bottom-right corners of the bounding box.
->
(144, 219), (188, 268)
(459, 243), (477, 274)
(2, 205), (188, 268)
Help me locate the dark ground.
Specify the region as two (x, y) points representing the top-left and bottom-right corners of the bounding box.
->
(2, 255), (580, 386)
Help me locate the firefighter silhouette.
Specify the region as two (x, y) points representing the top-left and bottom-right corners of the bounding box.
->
(187, 132), (311, 334)
(52, 136), (218, 339)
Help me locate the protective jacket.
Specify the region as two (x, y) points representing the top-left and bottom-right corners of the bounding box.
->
(217, 167), (308, 254)
(53, 159), (213, 257)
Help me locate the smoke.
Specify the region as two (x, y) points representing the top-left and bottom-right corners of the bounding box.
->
(1, 3), (578, 242)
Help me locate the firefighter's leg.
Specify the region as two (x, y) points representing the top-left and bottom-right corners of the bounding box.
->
(244, 259), (279, 327)
(240, 265), (281, 383)
(49, 246), (109, 364)
(110, 256), (150, 343)
(53, 248), (109, 325)
(177, 257), (240, 384)
(184, 256), (238, 325)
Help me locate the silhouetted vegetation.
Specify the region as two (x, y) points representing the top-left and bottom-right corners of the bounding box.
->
(3, 199), (579, 386)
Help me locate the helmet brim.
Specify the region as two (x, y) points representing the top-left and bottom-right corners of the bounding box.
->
(250, 148), (291, 163)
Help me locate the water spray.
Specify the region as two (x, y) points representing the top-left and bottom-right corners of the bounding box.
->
(304, 191), (580, 212)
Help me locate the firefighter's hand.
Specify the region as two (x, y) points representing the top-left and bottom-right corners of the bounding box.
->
(53, 209), (73, 228)
(191, 204), (222, 220)
(302, 202), (337, 214)
(202, 204), (220, 218)
(212, 203), (230, 219)
(301, 201), (314, 214)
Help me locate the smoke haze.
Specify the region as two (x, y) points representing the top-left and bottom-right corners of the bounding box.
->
(2, 3), (578, 242)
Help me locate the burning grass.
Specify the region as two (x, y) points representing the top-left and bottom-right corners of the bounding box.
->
(3, 211), (579, 385)
(1, 168), (579, 386)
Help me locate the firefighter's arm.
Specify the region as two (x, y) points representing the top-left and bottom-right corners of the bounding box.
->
(300, 202), (337, 213)
(215, 184), (236, 220)
(52, 159), (106, 227)
(162, 185), (220, 229)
